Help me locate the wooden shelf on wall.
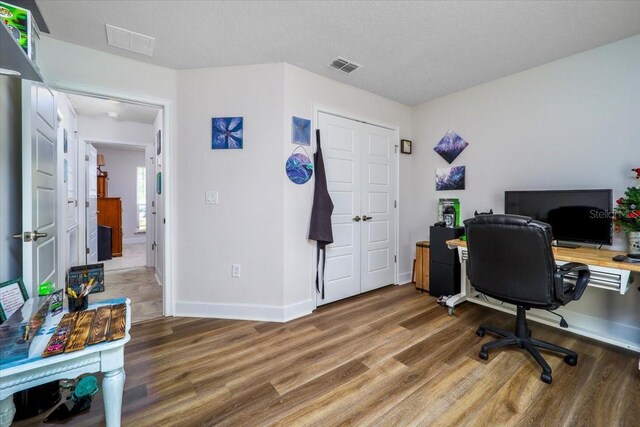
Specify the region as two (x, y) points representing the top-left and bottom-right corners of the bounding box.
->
(0, 21), (43, 82)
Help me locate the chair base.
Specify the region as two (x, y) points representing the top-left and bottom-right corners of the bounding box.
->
(476, 306), (577, 384)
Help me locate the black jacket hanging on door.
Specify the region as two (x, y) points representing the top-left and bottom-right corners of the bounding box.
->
(309, 129), (334, 299)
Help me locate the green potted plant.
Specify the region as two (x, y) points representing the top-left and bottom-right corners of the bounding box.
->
(614, 168), (640, 255)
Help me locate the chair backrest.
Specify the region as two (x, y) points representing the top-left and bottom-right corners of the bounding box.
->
(464, 214), (557, 308)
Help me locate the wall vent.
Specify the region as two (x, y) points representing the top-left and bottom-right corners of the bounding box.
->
(106, 24), (155, 57)
(329, 57), (362, 74)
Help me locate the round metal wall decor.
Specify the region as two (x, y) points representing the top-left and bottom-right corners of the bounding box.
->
(286, 150), (313, 185)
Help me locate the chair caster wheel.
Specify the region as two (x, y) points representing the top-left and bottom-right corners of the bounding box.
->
(476, 328), (485, 337)
(448, 306), (455, 315)
(564, 355), (578, 366)
(540, 373), (552, 384)
(479, 350), (488, 360)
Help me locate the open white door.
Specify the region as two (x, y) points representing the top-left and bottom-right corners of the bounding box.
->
(18, 82), (57, 297)
(86, 144), (98, 264)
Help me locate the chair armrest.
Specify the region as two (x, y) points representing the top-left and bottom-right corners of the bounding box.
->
(554, 262), (591, 304)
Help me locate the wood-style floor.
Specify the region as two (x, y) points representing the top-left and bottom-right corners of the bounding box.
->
(18, 284), (640, 426)
(99, 267), (162, 324)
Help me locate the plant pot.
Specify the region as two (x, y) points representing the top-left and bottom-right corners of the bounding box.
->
(628, 231), (640, 255)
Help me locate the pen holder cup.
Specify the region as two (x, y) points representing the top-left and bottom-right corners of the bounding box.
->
(68, 295), (88, 312)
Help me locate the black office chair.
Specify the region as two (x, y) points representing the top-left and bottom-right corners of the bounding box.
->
(464, 214), (590, 384)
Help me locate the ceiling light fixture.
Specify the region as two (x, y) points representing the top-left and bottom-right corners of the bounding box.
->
(107, 111), (119, 118)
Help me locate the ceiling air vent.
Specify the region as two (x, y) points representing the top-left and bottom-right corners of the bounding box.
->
(329, 57), (362, 74)
(106, 24), (155, 57)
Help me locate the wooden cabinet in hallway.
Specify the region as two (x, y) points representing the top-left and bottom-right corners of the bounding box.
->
(98, 197), (123, 257)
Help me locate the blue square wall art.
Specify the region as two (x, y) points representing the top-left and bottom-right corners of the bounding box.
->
(434, 130), (469, 164)
(212, 117), (243, 149)
(291, 116), (311, 145)
(436, 166), (466, 191)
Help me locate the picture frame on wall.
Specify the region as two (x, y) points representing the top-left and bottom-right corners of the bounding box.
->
(401, 139), (412, 154)
(157, 172), (162, 194)
(157, 129), (162, 155)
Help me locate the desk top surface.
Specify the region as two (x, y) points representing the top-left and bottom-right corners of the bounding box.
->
(0, 298), (131, 373)
(446, 239), (640, 273)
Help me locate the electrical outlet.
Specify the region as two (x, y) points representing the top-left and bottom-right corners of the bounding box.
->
(232, 264), (241, 278)
(205, 191), (218, 205)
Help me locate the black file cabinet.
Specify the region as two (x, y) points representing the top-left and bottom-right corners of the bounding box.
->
(98, 225), (112, 261)
(429, 226), (464, 297)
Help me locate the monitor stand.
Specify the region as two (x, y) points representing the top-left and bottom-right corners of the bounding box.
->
(554, 242), (581, 249)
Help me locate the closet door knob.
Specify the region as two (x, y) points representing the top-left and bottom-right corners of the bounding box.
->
(353, 216), (361, 222)
(362, 215), (373, 221)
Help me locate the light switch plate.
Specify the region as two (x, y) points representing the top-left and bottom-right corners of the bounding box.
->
(232, 264), (241, 278)
(205, 191), (218, 205)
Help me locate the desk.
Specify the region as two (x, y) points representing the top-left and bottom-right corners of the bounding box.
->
(445, 239), (639, 353)
(0, 298), (131, 427)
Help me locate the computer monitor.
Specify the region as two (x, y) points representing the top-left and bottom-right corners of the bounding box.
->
(504, 189), (613, 247)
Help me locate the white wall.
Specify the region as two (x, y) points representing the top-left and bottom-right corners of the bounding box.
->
(77, 116), (155, 146)
(411, 34), (640, 335)
(0, 76), (22, 283)
(94, 146), (146, 243)
(283, 64), (414, 311)
(411, 34), (640, 250)
(174, 63), (286, 317)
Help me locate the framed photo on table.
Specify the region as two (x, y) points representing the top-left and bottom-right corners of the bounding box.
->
(0, 278), (29, 322)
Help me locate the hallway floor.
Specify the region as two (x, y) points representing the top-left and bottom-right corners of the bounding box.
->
(96, 243), (162, 324)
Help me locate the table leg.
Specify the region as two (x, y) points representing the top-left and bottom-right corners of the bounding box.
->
(446, 248), (469, 313)
(103, 367), (125, 427)
(0, 395), (15, 427)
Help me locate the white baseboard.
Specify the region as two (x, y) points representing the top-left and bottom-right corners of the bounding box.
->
(124, 237), (146, 245)
(174, 299), (314, 323)
(154, 271), (163, 287)
(283, 299), (314, 322)
(399, 271), (412, 285)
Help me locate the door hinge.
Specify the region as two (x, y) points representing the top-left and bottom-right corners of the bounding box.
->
(394, 200), (397, 208)
(394, 255), (397, 263)
(86, 247), (90, 254)
(85, 201), (89, 208)
(85, 154), (89, 161)
(394, 145), (398, 153)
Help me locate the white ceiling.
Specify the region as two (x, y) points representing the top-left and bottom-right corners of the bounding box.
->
(66, 93), (159, 124)
(39, 1), (640, 105)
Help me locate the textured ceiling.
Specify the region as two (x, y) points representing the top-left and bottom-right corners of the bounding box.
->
(38, 1), (640, 105)
(67, 93), (159, 124)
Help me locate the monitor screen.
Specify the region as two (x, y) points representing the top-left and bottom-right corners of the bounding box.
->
(504, 189), (613, 245)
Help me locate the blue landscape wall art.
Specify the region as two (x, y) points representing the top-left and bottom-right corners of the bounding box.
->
(212, 117), (243, 149)
(291, 116), (311, 145)
(434, 130), (468, 164)
(436, 166), (466, 191)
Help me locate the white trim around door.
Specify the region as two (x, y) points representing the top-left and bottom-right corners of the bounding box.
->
(46, 79), (174, 316)
(312, 105), (400, 310)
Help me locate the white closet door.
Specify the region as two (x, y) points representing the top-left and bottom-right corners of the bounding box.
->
(318, 112), (361, 305)
(360, 124), (396, 292)
(317, 112), (397, 306)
